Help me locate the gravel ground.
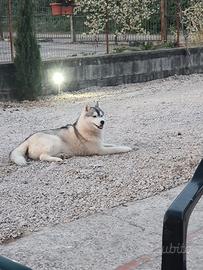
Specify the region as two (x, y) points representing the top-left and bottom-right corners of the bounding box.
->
(0, 74), (203, 244)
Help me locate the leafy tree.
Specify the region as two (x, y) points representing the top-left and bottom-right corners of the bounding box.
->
(76, 0), (157, 36)
(14, 0), (42, 100)
(182, 0), (203, 34)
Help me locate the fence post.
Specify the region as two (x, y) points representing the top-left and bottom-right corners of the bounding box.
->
(176, 0), (181, 47)
(160, 0), (167, 42)
(8, 0), (14, 61)
(0, 0), (4, 40)
(70, 14), (76, 43)
(105, 0), (109, 54)
(0, 26), (3, 40)
(0, 18), (3, 40)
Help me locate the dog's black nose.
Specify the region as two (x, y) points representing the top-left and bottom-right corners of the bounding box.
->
(100, 120), (105, 125)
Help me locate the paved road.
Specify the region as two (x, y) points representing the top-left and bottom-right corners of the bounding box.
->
(0, 183), (203, 270)
(0, 33), (161, 63)
(0, 39), (106, 63)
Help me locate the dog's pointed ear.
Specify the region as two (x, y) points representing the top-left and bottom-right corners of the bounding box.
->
(85, 104), (90, 112)
(95, 101), (99, 107)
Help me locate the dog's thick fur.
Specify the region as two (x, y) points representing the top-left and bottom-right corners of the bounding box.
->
(10, 103), (132, 165)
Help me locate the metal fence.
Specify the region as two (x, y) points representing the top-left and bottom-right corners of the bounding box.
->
(0, 0), (161, 63)
(0, 0), (203, 63)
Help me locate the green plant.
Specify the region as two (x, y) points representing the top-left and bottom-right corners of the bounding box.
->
(14, 0), (42, 100)
(112, 46), (128, 53)
(142, 42), (154, 50)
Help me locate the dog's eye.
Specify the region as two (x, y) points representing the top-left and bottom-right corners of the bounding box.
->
(93, 115), (97, 118)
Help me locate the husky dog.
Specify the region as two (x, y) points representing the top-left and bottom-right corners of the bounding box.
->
(10, 102), (132, 165)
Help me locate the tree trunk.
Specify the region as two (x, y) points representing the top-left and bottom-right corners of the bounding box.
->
(0, 18), (3, 40)
(160, 0), (167, 42)
(70, 15), (76, 43)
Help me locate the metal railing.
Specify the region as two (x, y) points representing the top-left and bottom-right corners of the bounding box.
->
(162, 159), (203, 270)
(0, 14), (161, 63)
(0, 1), (203, 63)
(0, 255), (32, 270)
(0, 0), (161, 63)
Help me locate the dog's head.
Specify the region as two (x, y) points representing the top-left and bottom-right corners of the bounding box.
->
(81, 102), (105, 131)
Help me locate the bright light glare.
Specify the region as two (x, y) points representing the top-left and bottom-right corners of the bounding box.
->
(53, 72), (64, 85)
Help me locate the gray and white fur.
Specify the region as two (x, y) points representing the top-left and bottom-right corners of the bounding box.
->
(10, 102), (132, 165)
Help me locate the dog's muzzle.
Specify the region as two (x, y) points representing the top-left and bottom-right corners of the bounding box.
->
(94, 120), (105, 129)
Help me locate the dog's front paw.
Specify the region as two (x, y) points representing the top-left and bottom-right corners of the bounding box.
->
(122, 146), (132, 152)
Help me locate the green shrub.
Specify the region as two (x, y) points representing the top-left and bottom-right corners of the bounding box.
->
(14, 0), (42, 100)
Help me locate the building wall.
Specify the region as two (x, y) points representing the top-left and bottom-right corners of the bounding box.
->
(1, 47), (203, 100)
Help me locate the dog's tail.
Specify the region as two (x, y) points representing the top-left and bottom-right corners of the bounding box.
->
(10, 140), (29, 166)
